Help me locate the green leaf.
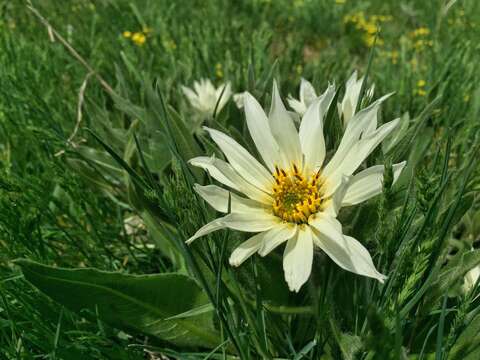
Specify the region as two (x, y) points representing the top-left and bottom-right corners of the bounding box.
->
(424, 250), (480, 309)
(449, 312), (480, 360)
(87, 129), (150, 191)
(76, 146), (124, 178)
(141, 210), (187, 272)
(65, 158), (119, 195)
(338, 333), (362, 360)
(166, 105), (203, 162)
(15, 259), (220, 348)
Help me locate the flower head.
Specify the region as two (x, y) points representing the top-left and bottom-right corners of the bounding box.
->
(131, 32), (146, 46)
(182, 79), (232, 117)
(188, 80), (405, 292)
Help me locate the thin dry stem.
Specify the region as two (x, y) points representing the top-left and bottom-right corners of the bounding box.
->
(26, 3), (115, 96)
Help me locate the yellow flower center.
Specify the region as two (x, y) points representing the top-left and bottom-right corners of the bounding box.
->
(272, 164), (325, 224)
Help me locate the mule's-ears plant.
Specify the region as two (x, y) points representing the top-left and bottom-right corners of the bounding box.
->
(187, 80), (406, 292)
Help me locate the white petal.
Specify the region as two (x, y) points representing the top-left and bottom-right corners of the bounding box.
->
(190, 156), (238, 190)
(269, 81), (302, 167)
(222, 212), (280, 232)
(342, 236), (386, 282)
(342, 161), (406, 206)
(341, 71), (363, 124)
(299, 84), (335, 173)
(204, 127), (272, 192)
(193, 80), (203, 95)
(309, 214), (345, 245)
(366, 84), (376, 101)
(186, 217), (225, 244)
(182, 86), (201, 109)
(233, 92), (247, 109)
(287, 96), (307, 115)
(463, 265), (480, 293)
(325, 118), (400, 192)
(229, 232), (265, 266)
(186, 211), (279, 244)
(244, 92), (281, 172)
(189, 156), (272, 204)
(182, 86), (197, 102)
(342, 98), (354, 125)
(309, 217), (385, 282)
(299, 78), (317, 107)
(283, 226), (314, 292)
(258, 223), (298, 256)
(323, 105), (377, 177)
(215, 83), (232, 112)
(324, 94), (393, 179)
(324, 175), (351, 215)
(193, 184), (265, 213)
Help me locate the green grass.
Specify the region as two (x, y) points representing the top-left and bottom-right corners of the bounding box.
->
(0, 0), (479, 359)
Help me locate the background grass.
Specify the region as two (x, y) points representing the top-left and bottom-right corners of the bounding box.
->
(0, 0), (479, 359)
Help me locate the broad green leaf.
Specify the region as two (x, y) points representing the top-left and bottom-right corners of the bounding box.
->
(141, 210), (187, 272)
(16, 259), (220, 348)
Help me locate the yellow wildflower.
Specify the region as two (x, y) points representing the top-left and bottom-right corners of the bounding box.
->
(344, 12), (389, 47)
(415, 80), (427, 96)
(365, 23), (378, 35)
(412, 27), (430, 37)
(123, 31), (132, 38)
(131, 32), (146, 46)
(364, 34), (383, 47)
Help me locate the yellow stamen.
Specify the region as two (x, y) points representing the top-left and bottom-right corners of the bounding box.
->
(271, 164), (325, 224)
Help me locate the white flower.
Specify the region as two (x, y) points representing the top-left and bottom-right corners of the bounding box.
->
(233, 92), (248, 109)
(463, 265), (480, 293)
(187, 81), (405, 292)
(287, 78), (318, 116)
(338, 71), (376, 126)
(182, 79), (232, 116)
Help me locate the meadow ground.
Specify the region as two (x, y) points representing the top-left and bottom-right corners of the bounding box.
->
(0, 0), (479, 359)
